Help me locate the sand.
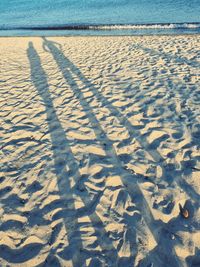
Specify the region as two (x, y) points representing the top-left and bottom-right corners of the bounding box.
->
(0, 35), (200, 267)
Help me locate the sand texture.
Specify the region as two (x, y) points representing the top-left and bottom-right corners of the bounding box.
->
(0, 35), (200, 267)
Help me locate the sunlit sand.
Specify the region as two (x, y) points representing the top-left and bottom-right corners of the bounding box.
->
(0, 35), (200, 266)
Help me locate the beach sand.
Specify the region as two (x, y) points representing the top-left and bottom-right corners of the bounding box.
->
(0, 35), (200, 267)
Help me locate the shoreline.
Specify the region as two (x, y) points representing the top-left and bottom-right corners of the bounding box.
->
(0, 33), (200, 38)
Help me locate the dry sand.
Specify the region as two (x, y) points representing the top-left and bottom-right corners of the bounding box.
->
(0, 35), (200, 267)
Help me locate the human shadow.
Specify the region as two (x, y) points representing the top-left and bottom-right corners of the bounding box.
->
(27, 42), (119, 266)
(41, 38), (165, 166)
(41, 37), (186, 266)
(41, 38), (139, 265)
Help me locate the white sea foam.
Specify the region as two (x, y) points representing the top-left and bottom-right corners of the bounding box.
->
(88, 23), (200, 30)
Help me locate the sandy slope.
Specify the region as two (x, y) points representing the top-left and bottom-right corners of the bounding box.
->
(0, 35), (200, 267)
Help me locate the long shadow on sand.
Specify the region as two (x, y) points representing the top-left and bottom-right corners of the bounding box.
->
(40, 37), (188, 266)
(27, 42), (120, 267)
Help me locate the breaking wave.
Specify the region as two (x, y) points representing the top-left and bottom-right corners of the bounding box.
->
(1, 22), (200, 31)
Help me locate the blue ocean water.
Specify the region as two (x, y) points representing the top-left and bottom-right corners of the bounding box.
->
(0, 0), (200, 35)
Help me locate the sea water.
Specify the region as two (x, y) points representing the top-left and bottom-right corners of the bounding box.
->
(0, 0), (200, 36)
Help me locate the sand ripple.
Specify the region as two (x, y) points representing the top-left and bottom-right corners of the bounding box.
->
(0, 35), (200, 266)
